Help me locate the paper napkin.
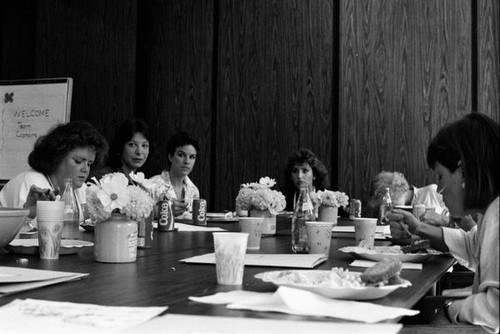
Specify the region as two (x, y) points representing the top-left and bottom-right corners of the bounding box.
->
(181, 253), (328, 268)
(350, 260), (423, 270)
(189, 287), (419, 323)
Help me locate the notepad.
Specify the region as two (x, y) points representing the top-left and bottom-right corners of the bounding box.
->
(180, 253), (328, 268)
(0, 266), (88, 296)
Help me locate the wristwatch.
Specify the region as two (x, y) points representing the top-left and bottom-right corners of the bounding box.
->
(443, 300), (454, 323)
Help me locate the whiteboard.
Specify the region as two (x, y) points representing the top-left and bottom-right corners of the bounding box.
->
(0, 78), (73, 181)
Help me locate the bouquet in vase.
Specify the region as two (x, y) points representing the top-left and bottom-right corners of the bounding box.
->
(310, 189), (349, 223)
(85, 172), (155, 225)
(235, 177), (286, 216)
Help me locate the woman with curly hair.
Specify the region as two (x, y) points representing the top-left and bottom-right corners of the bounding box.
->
(0, 121), (108, 226)
(281, 148), (329, 211)
(367, 171), (452, 227)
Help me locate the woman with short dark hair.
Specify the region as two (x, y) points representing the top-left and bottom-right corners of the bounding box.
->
(151, 131), (200, 218)
(388, 113), (499, 332)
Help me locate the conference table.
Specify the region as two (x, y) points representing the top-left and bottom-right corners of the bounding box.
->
(0, 217), (466, 333)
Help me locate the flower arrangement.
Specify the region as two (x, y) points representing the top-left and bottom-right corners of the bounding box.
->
(235, 177), (286, 215)
(86, 172), (155, 223)
(311, 189), (349, 208)
(129, 172), (169, 202)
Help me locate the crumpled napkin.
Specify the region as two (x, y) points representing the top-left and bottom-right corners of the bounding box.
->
(189, 286), (419, 323)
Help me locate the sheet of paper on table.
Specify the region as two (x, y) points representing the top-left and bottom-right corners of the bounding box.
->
(180, 253), (328, 268)
(332, 225), (390, 240)
(153, 221), (227, 232)
(0, 266), (88, 296)
(350, 260), (423, 270)
(0, 299), (167, 334)
(122, 314), (402, 334)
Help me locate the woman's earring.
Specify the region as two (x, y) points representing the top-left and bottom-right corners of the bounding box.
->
(462, 182), (465, 189)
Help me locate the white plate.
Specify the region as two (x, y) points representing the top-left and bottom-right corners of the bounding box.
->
(7, 239), (94, 255)
(255, 270), (410, 300)
(339, 246), (440, 263)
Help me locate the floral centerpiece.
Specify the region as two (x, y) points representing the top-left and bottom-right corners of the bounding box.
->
(129, 172), (168, 203)
(310, 189), (349, 223)
(236, 177), (286, 215)
(235, 177), (286, 235)
(86, 172), (156, 263)
(86, 172), (155, 224)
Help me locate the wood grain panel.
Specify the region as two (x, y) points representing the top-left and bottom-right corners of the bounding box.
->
(138, 0), (214, 196)
(215, 0), (334, 211)
(478, 0), (500, 122)
(0, 0), (36, 79)
(339, 0), (471, 208)
(34, 0), (137, 142)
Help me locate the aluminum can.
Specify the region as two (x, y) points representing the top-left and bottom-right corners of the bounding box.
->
(137, 214), (153, 248)
(193, 199), (207, 225)
(158, 199), (175, 232)
(349, 199), (362, 220)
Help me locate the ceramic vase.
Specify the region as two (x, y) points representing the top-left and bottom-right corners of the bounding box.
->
(318, 205), (338, 225)
(94, 214), (138, 263)
(249, 209), (276, 235)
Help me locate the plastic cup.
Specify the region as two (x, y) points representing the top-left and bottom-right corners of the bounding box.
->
(352, 217), (377, 249)
(238, 217), (263, 250)
(305, 221), (334, 256)
(36, 201), (65, 259)
(213, 232), (248, 285)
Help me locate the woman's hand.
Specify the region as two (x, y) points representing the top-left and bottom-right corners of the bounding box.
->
(387, 209), (422, 239)
(422, 211), (449, 227)
(172, 200), (188, 217)
(23, 185), (57, 219)
(454, 214), (476, 231)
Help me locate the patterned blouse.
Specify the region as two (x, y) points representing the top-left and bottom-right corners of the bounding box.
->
(150, 170), (200, 219)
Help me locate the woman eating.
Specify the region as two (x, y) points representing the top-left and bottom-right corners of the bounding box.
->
(0, 121), (108, 228)
(387, 113), (499, 332)
(94, 119), (151, 185)
(151, 131), (200, 218)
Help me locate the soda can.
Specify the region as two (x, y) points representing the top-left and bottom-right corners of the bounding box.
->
(349, 199), (362, 220)
(193, 199), (207, 225)
(137, 214), (153, 248)
(158, 199), (175, 232)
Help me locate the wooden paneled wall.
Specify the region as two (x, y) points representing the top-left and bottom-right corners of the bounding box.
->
(1, 0), (498, 211)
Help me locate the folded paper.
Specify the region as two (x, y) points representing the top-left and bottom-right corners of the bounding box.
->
(189, 286), (419, 323)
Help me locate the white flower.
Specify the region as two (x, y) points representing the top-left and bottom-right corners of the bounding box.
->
(130, 172), (169, 202)
(236, 177), (286, 215)
(86, 172), (155, 223)
(96, 173), (130, 213)
(123, 185), (155, 221)
(259, 176), (276, 188)
(315, 190), (349, 208)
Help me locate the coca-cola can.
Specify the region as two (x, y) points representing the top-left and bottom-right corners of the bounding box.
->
(349, 199), (362, 220)
(158, 199), (175, 232)
(193, 199), (207, 225)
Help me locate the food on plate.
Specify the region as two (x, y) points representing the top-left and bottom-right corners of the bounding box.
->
(360, 258), (403, 286)
(257, 264), (407, 289)
(263, 268), (364, 288)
